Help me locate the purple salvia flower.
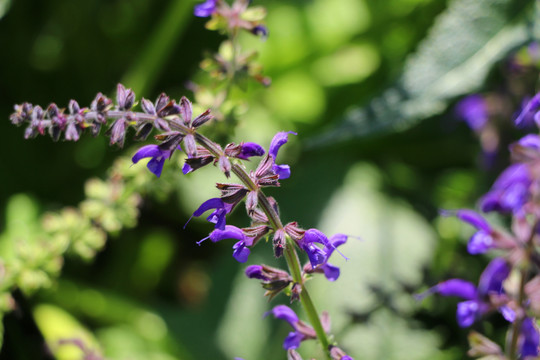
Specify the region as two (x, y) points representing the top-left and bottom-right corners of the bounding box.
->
(194, 0), (217, 17)
(266, 305), (304, 350)
(269, 131), (297, 179)
(419, 258), (510, 327)
(515, 93), (540, 128)
(132, 144), (175, 177)
(477, 257), (510, 296)
(455, 95), (488, 131)
(198, 225), (253, 263)
(480, 163), (531, 214)
(449, 209), (494, 254)
(186, 197), (233, 230)
(520, 317), (540, 357)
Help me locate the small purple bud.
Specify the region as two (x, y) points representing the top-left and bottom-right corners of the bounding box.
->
(108, 118), (127, 147)
(141, 98), (156, 115)
(194, 0), (217, 17)
(237, 142), (266, 160)
(179, 96), (193, 125)
(245, 265), (265, 280)
(251, 25), (268, 39)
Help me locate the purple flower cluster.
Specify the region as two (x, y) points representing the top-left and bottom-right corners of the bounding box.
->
(425, 93), (540, 358)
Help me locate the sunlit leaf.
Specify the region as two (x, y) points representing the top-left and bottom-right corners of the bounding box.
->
(309, 0), (533, 147)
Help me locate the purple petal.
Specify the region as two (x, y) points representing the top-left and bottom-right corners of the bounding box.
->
(209, 225), (245, 242)
(193, 198), (225, 217)
(520, 317), (540, 357)
(132, 145), (161, 163)
(245, 265), (266, 280)
(477, 257), (510, 296)
(303, 244), (326, 268)
(147, 157), (166, 177)
(268, 305), (299, 327)
(516, 134), (540, 150)
(269, 131), (296, 159)
(515, 93), (540, 127)
(194, 0), (216, 17)
(456, 300), (483, 327)
(303, 229), (328, 245)
(455, 95), (488, 131)
(182, 162), (193, 174)
(455, 209), (491, 232)
(500, 305), (516, 323)
(273, 164), (291, 179)
(283, 331), (303, 350)
(436, 279), (478, 300)
(232, 241), (250, 263)
(467, 231), (493, 254)
(322, 263), (340, 282)
(238, 142), (265, 160)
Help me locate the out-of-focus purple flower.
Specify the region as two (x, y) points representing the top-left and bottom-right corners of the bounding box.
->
(237, 142), (265, 160)
(480, 163), (531, 215)
(186, 197), (234, 230)
(269, 131), (297, 179)
(419, 258), (510, 327)
(520, 317), (540, 357)
(445, 209), (494, 254)
(194, 0), (217, 17)
(515, 93), (540, 128)
(198, 225), (254, 263)
(132, 144), (175, 177)
(266, 305), (313, 350)
(455, 95), (488, 131)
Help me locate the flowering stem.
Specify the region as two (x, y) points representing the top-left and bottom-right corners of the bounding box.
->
(507, 219), (537, 359)
(14, 106), (333, 357)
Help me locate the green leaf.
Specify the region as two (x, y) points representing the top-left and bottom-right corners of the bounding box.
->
(308, 0), (533, 148)
(301, 163), (443, 359)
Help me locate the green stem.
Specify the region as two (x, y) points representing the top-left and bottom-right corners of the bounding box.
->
(507, 219), (537, 359)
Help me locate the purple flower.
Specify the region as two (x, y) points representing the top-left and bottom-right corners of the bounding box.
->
(447, 209), (494, 254)
(455, 95), (488, 131)
(515, 93), (540, 128)
(480, 163), (531, 214)
(266, 305), (311, 350)
(185, 197), (233, 230)
(198, 225), (254, 263)
(194, 0), (217, 17)
(300, 230), (349, 281)
(520, 317), (540, 357)
(420, 258), (510, 327)
(132, 144), (175, 177)
(269, 131), (297, 179)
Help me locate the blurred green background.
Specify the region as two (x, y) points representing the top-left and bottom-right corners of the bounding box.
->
(0, 0), (538, 359)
